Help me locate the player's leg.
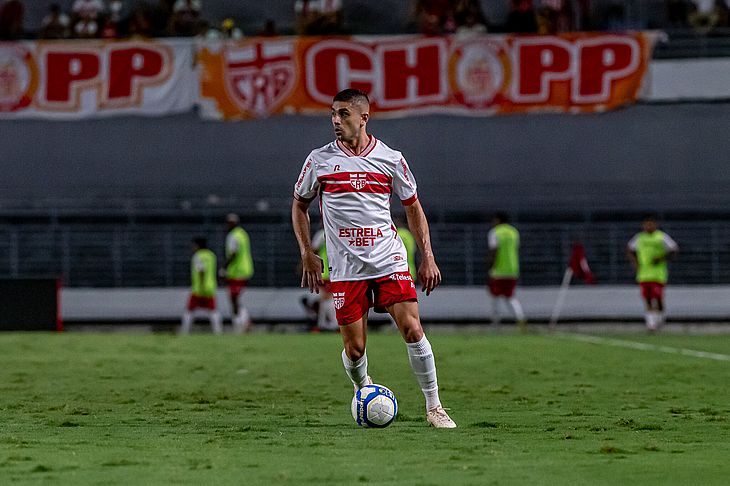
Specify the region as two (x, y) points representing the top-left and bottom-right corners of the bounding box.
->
(209, 310), (223, 334)
(488, 279), (501, 325)
(181, 295), (196, 334)
(503, 280), (526, 331)
(340, 313), (371, 389)
(333, 280), (371, 390)
(640, 283), (656, 331)
(388, 300), (456, 428)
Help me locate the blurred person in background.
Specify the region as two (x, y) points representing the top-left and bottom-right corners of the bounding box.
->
(689, 0), (722, 33)
(258, 18), (277, 36)
(72, 0), (105, 38)
(486, 212), (526, 330)
(311, 227), (338, 331)
(0, 0), (24, 40)
(627, 214), (679, 332)
(181, 237), (222, 334)
(506, 0), (538, 33)
(170, 0), (201, 36)
(129, 2), (153, 37)
(409, 0), (457, 35)
(223, 214), (254, 333)
(40, 3), (71, 39)
(295, 0), (343, 35)
(100, 0), (124, 38)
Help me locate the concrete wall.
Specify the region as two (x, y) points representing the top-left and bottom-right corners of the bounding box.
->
(2, 103), (730, 212)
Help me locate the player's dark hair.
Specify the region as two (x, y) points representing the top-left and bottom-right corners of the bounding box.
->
(193, 237), (208, 249)
(642, 212), (658, 222)
(333, 88), (370, 105)
(493, 212), (509, 223)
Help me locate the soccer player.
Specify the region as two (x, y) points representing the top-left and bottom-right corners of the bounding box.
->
(224, 214), (254, 333)
(627, 214), (679, 331)
(486, 212), (526, 329)
(181, 237), (222, 334)
(291, 88), (456, 428)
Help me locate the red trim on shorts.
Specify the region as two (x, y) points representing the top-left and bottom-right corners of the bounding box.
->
(401, 194), (418, 206)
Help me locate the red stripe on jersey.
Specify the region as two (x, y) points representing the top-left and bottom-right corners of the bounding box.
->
(401, 194), (418, 206)
(318, 172), (392, 184)
(323, 183), (392, 194)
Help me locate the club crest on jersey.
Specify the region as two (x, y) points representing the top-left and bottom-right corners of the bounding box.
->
(223, 41), (296, 117)
(350, 173), (367, 191)
(332, 292), (346, 309)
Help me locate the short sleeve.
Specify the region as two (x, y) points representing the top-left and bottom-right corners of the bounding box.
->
(488, 229), (498, 250)
(663, 233), (679, 252)
(193, 254), (205, 272)
(293, 156), (319, 202)
(226, 233), (239, 255)
(393, 156), (418, 206)
(627, 234), (639, 251)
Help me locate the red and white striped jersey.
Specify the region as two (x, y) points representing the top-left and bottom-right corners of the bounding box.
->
(294, 135), (417, 282)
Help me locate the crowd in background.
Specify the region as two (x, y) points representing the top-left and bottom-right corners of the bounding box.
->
(1, 0), (730, 40)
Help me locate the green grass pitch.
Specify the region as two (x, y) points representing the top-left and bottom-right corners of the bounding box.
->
(1, 331), (729, 485)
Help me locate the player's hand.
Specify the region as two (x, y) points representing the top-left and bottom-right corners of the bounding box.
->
(301, 251), (324, 294)
(418, 256), (441, 296)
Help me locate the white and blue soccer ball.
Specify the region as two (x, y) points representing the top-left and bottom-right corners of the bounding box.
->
(351, 384), (398, 428)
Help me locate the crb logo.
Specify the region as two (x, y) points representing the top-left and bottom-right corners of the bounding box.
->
(349, 173), (367, 191)
(224, 40), (296, 117)
(332, 292), (346, 309)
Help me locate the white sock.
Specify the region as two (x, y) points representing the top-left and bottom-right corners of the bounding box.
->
(210, 311), (222, 334)
(645, 311), (657, 330)
(406, 336), (441, 411)
(508, 297), (525, 322)
(342, 350), (369, 389)
(181, 311), (193, 334)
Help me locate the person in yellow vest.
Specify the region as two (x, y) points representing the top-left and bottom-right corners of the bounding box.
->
(627, 214), (679, 331)
(181, 237), (222, 334)
(312, 228), (338, 331)
(224, 214), (254, 333)
(486, 212), (526, 330)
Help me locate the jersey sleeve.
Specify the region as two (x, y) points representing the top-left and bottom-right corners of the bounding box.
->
(226, 233), (239, 255)
(487, 229), (498, 250)
(627, 234), (639, 251)
(192, 254), (205, 272)
(393, 156), (418, 206)
(293, 156), (319, 202)
(663, 233), (679, 252)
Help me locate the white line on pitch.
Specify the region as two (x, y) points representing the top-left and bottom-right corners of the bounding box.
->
(556, 333), (730, 362)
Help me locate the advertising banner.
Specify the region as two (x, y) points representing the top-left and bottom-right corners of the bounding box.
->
(198, 33), (658, 120)
(0, 39), (196, 119)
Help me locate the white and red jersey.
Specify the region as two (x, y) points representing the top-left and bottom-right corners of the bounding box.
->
(294, 135), (417, 282)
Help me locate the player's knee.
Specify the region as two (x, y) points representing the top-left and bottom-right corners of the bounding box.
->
(344, 343), (366, 361)
(400, 319), (424, 343)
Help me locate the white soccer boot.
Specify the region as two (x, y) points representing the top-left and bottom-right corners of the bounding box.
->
(353, 376), (373, 393)
(426, 406), (457, 428)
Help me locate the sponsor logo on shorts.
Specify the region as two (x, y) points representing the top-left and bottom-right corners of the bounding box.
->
(389, 273), (413, 282)
(332, 292), (346, 309)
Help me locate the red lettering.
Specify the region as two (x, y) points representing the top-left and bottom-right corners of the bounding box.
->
(513, 39), (572, 103)
(45, 52), (99, 102)
(381, 43), (442, 103)
(575, 39), (638, 102)
(306, 42), (374, 104)
(108, 48), (164, 100)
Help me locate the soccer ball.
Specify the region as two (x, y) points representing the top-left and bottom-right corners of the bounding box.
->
(351, 384), (398, 428)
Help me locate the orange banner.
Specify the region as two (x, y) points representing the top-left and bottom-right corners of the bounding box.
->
(198, 33), (658, 120)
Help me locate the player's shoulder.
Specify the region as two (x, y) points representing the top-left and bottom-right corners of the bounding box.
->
(309, 141), (339, 159)
(372, 137), (403, 160)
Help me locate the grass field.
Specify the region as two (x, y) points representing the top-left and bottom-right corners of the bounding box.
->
(1, 330), (729, 485)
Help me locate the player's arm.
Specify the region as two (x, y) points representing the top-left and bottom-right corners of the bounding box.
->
(486, 229), (497, 274)
(404, 199), (441, 296)
(626, 235), (639, 271)
(292, 198), (323, 293)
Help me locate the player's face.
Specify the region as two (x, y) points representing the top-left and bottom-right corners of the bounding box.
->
(643, 220), (657, 233)
(331, 101), (366, 143)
